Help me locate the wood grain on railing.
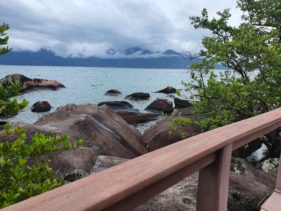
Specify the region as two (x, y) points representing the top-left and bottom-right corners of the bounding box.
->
(3, 108), (281, 211)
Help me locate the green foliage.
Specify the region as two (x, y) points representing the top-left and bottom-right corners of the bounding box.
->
(0, 98), (28, 118)
(0, 84), (29, 118)
(238, 0), (281, 33)
(169, 117), (193, 138)
(0, 23), (28, 118)
(0, 124), (84, 208)
(0, 23), (11, 55)
(0, 84), (21, 99)
(184, 0), (281, 131)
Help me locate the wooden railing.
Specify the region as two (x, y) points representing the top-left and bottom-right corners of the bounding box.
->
(3, 108), (281, 211)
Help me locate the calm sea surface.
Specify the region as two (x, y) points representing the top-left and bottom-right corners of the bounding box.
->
(0, 65), (191, 125)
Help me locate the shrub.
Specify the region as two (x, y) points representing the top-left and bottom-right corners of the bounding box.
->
(179, 0), (281, 157)
(0, 124), (83, 208)
(169, 117), (193, 138)
(0, 23), (28, 118)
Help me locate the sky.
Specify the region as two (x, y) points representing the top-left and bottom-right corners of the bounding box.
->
(0, 0), (242, 58)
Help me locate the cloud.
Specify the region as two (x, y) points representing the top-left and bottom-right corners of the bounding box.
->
(0, 0), (242, 57)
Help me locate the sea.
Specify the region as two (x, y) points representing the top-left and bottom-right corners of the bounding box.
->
(0, 65), (191, 125)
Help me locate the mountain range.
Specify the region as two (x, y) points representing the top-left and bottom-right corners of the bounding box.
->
(0, 47), (202, 69)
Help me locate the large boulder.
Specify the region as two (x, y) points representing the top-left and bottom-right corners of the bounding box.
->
(0, 122), (65, 144)
(104, 89), (122, 96)
(48, 146), (98, 181)
(91, 155), (129, 174)
(145, 99), (173, 114)
(156, 86), (177, 94)
(35, 104), (147, 158)
(136, 174), (198, 211)
(0, 74), (65, 91)
(142, 118), (199, 151)
(0, 74), (31, 86)
(0, 104), (147, 179)
(97, 101), (133, 110)
(126, 92), (150, 100)
(116, 111), (158, 124)
(174, 97), (192, 108)
(228, 158), (276, 211)
(31, 101), (51, 112)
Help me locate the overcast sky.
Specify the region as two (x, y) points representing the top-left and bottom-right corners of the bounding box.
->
(0, 0), (241, 57)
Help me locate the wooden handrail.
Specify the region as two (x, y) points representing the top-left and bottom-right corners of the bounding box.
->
(3, 108), (281, 211)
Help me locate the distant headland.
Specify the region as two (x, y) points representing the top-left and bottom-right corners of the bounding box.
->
(0, 47), (204, 69)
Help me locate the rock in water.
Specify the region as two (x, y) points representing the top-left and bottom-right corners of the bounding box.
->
(97, 101), (133, 110)
(174, 97), (192, 108)
(104, 89), (122, 96)
(126, 92), (150, 100)
(156, 86), (177, 94)
(0, 74), (65, 91)
(145, 99), (173, 114)
(31, 101), (51, 112)
(116, 111), (158, 124)
(0, 74), (31, 86)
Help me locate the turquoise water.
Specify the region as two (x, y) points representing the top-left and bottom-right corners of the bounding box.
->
(0, 65), (191, 124)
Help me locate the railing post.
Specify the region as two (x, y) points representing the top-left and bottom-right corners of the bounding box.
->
(197, 144), (233, 211)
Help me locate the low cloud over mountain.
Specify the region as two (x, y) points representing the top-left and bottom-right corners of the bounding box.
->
(0, 0), (241, 58)
(0, 47), (205, 68)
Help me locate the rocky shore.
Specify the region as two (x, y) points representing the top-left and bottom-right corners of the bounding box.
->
(0, 74), (278, 210)
(1, 102), (277, 211)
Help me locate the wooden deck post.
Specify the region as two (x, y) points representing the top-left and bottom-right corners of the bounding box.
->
(197, 144), (233, 211)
